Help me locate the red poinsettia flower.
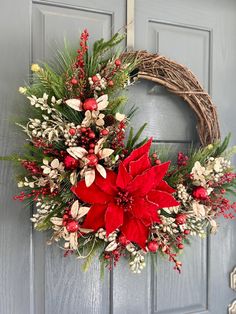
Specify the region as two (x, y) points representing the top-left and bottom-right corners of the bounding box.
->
(71, 139), (179, 249)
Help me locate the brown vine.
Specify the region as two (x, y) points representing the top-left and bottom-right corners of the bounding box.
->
(122, 51), (220, 146)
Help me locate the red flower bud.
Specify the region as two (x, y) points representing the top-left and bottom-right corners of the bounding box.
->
(175, 214), (187, 225)
(108, 80), (114, 87)
(193, 186), (208, 200)
(178, 243), (184, 249)
(184, 229), (190, 235)
(83, 98), (97, 111)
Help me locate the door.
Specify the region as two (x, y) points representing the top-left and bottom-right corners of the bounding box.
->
(0, 1), (236, 313)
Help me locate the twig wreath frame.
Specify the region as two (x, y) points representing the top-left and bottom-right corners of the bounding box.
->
(123, 51), (220, 146)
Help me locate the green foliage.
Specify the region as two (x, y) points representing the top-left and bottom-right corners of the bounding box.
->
(126, 123), (148, 153)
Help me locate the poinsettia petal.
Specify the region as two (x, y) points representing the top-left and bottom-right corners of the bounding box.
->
(105, 202), (124, 235)
(82, 204), (107, 231)
(131, 197), (161, 226)
(120, 216), (148, 249)
(127, 166), (158, 196)
(122, 138), (152, 168)
(157, 180), (176, 194)
(71, 180), (112, 204)
(94, 170), (117, 195)
(153, 161), (171, 186)
(129, 154), (151, 177)
(147, 190), (180, 208)
(116, 163), (133, 189)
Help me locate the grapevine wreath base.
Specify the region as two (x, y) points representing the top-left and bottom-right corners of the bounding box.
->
(5, 29), (236, 274)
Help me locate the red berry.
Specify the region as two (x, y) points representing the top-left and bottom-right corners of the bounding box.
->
(92, 75), (99, 83)
(88, 132), (96, 139)
(155, 159), (161, 165)
(175, 214), (187, 225)
(89, 143), (95, 148)
(176, 236), (182, 242)
(80, 127), (87, 133)
(118, 234), (128, 246)
(71, 78), (78, 85)
(115, 59), (121, 67)
(101, 129), (109, 136)
(66, 221), (79, 233)
(88, 149), (94, 154)
(147, 240), (159, 252)
(178, 243), (184, 249)
(63, 214), (69, 220)
(152, 153), (157, 158)
(108, 80), (114, 87)
(83, 98), (97, 111)
(184, 229), (190, 235)
(69, 128), (76, 136)
(87, 154), (98, 166)
(192, 186), (208, 200)
(64, 155), (79, 170)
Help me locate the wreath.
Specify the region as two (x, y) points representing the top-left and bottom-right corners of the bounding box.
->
(5, 29), (236, 274)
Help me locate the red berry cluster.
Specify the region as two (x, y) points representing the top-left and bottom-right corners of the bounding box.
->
(177, 152), (189, 167)
(21, 160), (42, 175)
(62, 208), (79, 233)
(14, 187), (58, 202)
(110, 121), (126, 152)
(78, 127), (98, 152)
(152, 153), (161, 165)
(75, 29), (89, 69)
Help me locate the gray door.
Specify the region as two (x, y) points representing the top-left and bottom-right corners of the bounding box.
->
(0, 1), (236, 313)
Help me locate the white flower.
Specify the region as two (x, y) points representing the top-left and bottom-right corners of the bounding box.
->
(192, 200), (209, 217)
(67, 139), (114, 187)
(191, 161), (210, 186)
(115, 112), (126, 122)
(82, 110), (105, 127)
(19, 86), (27, 94)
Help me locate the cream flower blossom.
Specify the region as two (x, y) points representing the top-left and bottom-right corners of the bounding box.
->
(31, 63), (41, 72)
(65, 94), (109, 112)
(67, 139), (114, 187)
(82, 110), (105, 127)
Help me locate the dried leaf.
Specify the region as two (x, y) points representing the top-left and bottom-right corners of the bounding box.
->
(65, 99), (82, 111)
(96, 164), (106, 178)
(78, 206), (90, 219)
(79, 227), (93, 233)
(70, 171), (77, 185)
(71, 200), (79, 219)
(105, 241), (118, 252)
(97, 94), (108, 110)
(99, 148), (114, 159)
(51, 158), (60, 169)
(67, 147), (87, 159)
(50, 217), (63, 226)
(85, 169), (95, 187)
